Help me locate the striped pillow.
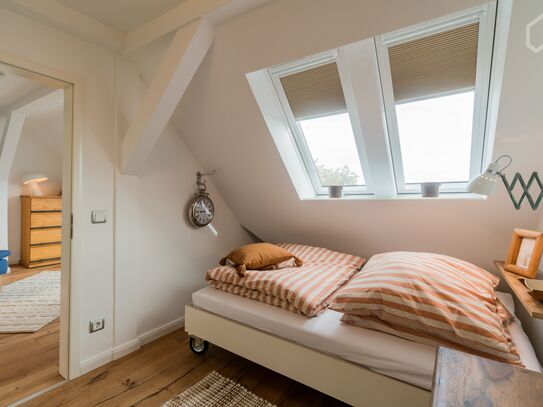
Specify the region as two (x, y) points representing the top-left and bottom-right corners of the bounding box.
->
(330, 252), (522, 365)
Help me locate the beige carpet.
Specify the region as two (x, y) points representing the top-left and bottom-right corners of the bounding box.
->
(0, 271), (60, 333)
(162, 371), (276, 407)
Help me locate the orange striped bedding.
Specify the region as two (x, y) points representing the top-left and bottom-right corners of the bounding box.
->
(330, 252), (522, 365)
(206, 243), (365, 317)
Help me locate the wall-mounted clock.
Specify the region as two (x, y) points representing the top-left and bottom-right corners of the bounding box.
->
(188, 171), (215, 228)
(188, 194), (215, 227)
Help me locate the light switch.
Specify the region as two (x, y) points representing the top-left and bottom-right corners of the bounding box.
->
(91, 210), (107, 224)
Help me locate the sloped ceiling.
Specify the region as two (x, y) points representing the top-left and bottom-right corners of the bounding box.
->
(56, 0), (186, 31)
(0, 71), (45, 111)
(23, 102), (64, 156)
(169, 0), (543, 271)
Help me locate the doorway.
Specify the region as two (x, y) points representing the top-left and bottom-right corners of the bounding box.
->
(0, 62), (72, 404)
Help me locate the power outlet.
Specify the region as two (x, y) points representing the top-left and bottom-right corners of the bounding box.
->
(89, 318), (105, 333)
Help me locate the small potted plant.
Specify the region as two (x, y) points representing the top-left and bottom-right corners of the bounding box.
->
(328, 185), (343, 198)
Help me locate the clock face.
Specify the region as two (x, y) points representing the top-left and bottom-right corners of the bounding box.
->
(189, 195), (215, 227)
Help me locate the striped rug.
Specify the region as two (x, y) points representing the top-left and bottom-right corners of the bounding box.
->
(0, 271), (60, 333)
(162, 371), (275, 407)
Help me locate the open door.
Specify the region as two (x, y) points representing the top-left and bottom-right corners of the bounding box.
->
(0, 61), (72, 403)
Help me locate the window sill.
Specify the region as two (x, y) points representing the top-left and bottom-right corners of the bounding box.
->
(302, 193), (487, 201)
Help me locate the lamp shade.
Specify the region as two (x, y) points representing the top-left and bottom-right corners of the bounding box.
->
(22, 173), (48, 185)
(466, 162), (501, 196)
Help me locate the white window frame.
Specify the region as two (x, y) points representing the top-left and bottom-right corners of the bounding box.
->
(375, 3), (497, 194)
(247, 2), (506, 201)
(268, 51), (373, 196)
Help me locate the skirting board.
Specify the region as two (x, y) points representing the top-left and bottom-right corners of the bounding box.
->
(112, 338), (141, 360)
(139, 316), (185, 346)
(79, 316), (185, 375)
(79, 348), (114, 375)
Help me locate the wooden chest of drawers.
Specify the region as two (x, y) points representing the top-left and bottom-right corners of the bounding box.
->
(20, 196), (63, 268)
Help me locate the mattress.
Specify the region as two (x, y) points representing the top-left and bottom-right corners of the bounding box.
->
(192, 286), (541, 390)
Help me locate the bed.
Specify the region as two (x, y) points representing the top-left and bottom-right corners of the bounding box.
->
(185, 286), (541, 407)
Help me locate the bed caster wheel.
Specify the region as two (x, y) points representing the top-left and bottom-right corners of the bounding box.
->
(189, 336), (209, 355)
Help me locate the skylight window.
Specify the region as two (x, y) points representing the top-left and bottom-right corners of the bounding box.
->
(248, 3), (500, 199)
(395, 91), (475, 184)
(379, 21), (488, 193)
(299, 113), (365, 187)
(272, 59), (368, 194)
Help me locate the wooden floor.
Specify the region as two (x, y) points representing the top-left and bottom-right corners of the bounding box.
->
(24, 329), (348, 407)
(0, 265), (63, 406)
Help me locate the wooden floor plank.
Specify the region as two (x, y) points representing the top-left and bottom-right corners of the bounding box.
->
(130, 349), (237, 407)
(0, 266), (63, 405)
(24, 329), (347, 407)
(3, 267), (346, 406)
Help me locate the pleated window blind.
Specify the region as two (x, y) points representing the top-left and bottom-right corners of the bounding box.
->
(260, 6), (495, 197)
(280, 62), (347, 120)
(388, 23), (479, 102)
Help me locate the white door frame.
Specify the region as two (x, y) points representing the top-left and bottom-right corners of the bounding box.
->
(0, 53), (83, 380)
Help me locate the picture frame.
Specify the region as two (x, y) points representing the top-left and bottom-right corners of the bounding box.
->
(504, 228), (543, 278)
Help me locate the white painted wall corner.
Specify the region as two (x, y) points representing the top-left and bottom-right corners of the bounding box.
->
(80, 317), (185, 375)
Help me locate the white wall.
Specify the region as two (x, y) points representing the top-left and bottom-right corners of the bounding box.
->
(136, 124), (252, 337)
(0, 117), (9, 252)
(496, 0), (543, 361)
(0, 181), (6, 253)
(111, 70), (253, 361)
(0, 7), (253, 375)
(0, 115), (7, 251)
(7, 113), (63, 264)
(171, 0), (539, 279)
(540, 214), (543, 253)
(2, 0), (542, 375)
(170, 0), (543, 358)
(0, 7), (117, 371)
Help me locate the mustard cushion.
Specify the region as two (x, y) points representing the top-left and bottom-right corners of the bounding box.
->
(220, 243), (303, 277)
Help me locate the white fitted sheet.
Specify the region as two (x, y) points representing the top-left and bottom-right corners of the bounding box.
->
(192, 287), (541, 390)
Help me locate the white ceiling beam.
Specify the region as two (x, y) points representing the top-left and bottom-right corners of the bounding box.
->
(1, 0), (125, 52)
(115, 56), (141, 140)
(0, 89), (63, 179)
(121, 18), (214, 175)
(9, 89), (64, 116)
(0, 113), (25, 179)
(0, 87), (56, 117)
(124, 0), (228, 54)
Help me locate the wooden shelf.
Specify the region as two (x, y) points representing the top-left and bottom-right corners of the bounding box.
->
(494, 260), (543, 319)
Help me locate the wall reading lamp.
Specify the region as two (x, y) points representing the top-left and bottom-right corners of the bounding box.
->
(466, 155), (542, 210)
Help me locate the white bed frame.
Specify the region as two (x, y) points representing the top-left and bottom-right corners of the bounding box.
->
(185, 305), (431, 407)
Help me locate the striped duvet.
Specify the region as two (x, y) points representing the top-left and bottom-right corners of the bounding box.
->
(330, 252), (522, 365)
(206, 243), (365, 317)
